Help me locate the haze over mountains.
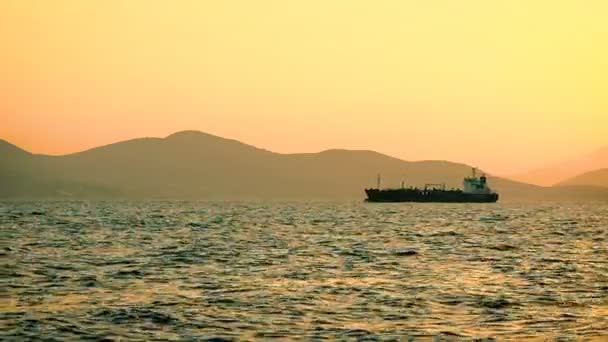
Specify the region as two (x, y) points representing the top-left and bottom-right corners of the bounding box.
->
(1, 131), (607, 201)
(556, 168), (608, 188)
(511, 146), (608, 186)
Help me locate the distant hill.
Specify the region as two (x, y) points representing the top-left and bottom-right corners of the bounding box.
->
(1, 131), (607, 201)
(555, 168), (608, 188)
(512, 145), (608, 186)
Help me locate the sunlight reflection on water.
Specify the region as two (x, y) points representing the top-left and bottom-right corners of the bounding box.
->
(2, 201), (607, 340)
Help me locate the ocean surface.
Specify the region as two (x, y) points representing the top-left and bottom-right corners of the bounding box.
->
(1, 201), (607, 341)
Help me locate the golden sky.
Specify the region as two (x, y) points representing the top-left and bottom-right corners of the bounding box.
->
(1, 0), (607, 174)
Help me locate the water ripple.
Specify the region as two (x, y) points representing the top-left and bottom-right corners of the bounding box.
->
(1, 201), (607, 340)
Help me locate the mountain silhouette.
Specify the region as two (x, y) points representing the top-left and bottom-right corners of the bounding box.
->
(2, 131), (607, 200)
(512, 145), (608, 186)
(555, 168), (608, 188)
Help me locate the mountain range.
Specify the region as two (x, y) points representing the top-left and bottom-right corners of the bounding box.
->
(511, 145), (608, 186)
(1, 130), (607, 201)
(556, 168), (608, 188)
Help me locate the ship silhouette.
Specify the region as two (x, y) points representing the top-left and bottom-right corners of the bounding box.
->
(365, 168), (499, 203)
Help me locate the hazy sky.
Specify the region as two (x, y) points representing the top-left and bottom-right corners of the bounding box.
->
(2, 0), (607, 175)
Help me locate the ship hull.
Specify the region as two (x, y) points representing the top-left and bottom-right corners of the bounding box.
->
(365, 189), (499, 203)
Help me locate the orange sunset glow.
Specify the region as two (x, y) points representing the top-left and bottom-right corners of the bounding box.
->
(2, 0), (607, 174)
(3, 3), (608, 340)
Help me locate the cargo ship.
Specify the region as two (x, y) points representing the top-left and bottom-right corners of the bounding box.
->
(365, 169), (499, 203)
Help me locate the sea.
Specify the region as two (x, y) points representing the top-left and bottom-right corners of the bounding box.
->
(1, 201), (607, 341)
